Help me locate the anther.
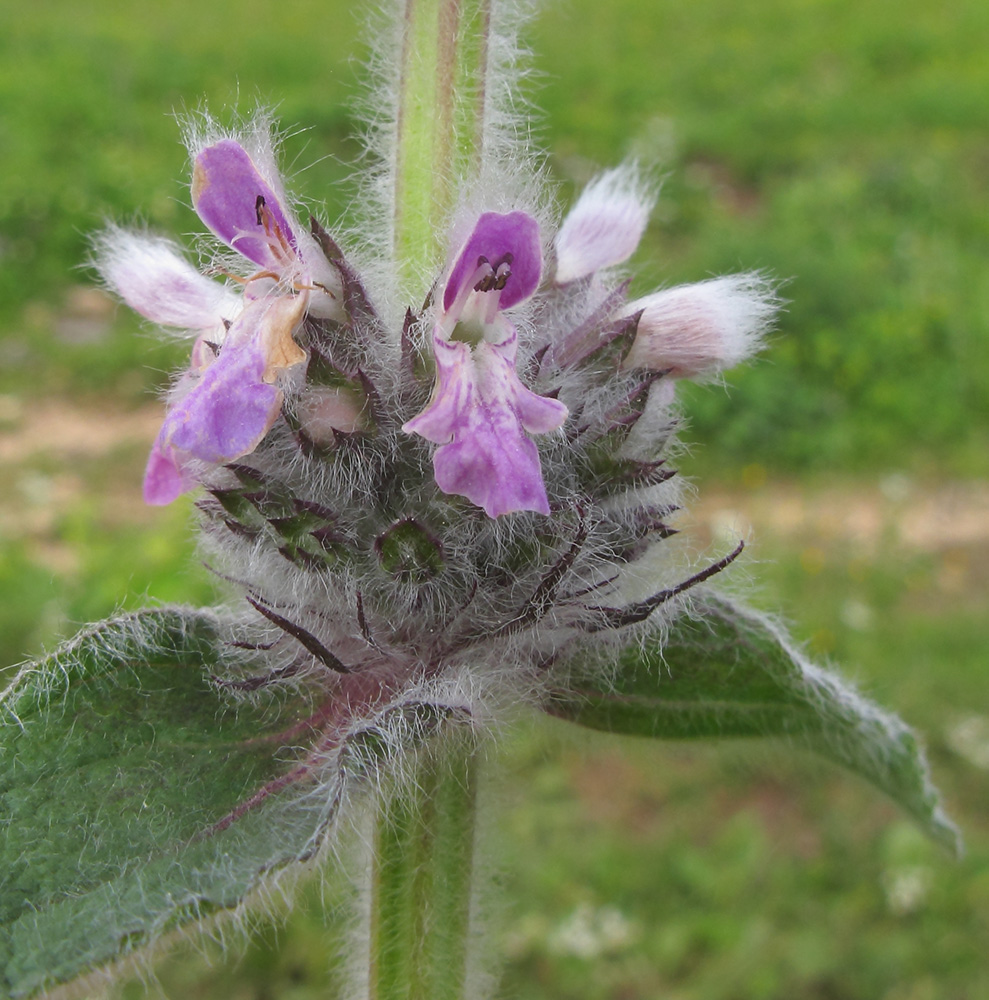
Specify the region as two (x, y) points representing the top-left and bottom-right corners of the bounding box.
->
(255, 194), (266, 226)
(472, 252), (514, 293)
(493, 263), (512, 291)
(472, 256), (497, 293)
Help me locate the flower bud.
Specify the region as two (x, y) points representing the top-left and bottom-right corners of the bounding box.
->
(95, 227), (240, 330)
(553, 165), (654, 284)
(620, 274), (777, 378)
(294, 386), (366, 446)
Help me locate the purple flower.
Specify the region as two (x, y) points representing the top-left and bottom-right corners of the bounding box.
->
(100, 135), (328, 505)
(403, 211), (567, 517)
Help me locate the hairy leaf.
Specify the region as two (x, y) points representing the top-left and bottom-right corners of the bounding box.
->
(0, 607), (342, 999)
(548, 590), (960, 854)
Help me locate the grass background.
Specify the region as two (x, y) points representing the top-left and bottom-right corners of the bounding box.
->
(1, 0), (987, 997)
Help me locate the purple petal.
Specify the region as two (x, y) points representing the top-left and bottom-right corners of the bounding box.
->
(444, 211), (542, 313)
(192, 139), (299, 271)
(96, 228), (239, 329)
(403, 325), (567, 518)
(433, 425), (550, 518)
(515, 384), (570, 435)
(142, 439), (189, 506)
(144, 295), (307, 503)
(485, 329), (569, 435)
(159, 315), (281, 463)
(402, 337), (474, 443)
(163, 363), (281, 464)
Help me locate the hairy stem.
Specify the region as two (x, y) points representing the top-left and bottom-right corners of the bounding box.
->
(393, 0), (492, 302)
(367, 747), (478, 1000)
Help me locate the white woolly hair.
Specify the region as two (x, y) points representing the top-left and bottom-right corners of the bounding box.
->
(92, 225), (240, 335)
(553, 162), (657, 284)
(622, 272), (780, 378)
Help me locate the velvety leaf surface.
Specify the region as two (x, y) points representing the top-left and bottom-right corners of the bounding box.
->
(0, 607), (338, 999)
(548, 590), (960, 854)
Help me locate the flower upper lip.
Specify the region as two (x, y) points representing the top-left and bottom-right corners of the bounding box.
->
(191, 139), (302, 273)
(443, 211), (542, 315)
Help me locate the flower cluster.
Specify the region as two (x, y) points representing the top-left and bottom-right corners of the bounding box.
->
(98, 116), (776, 722)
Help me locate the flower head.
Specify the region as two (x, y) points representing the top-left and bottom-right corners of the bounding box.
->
(403, 212), (568, 517)
(95, 121), (778, 652)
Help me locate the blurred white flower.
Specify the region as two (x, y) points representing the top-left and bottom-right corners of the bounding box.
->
(547, 903), (638, 959)
(882, 865), (933, 916)
(945, 715), (989, 770)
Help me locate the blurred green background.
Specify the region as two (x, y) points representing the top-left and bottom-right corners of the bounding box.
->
(1, 0), (987, 997)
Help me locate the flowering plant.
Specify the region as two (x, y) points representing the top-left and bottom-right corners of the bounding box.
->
(0, 2), (957, 998)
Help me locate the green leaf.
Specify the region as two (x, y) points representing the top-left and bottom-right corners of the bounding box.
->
(548, 590), (960, 855)
(0, 607), (341, 999)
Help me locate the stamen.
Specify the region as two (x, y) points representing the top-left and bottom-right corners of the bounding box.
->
(243, 269), (282, 285)
(472, 256), (496, 293)
(254, 194), (296, 268)
(444, 258), (493, 327)
(492, 252), (514, 291)
(445, 249), (518, 331)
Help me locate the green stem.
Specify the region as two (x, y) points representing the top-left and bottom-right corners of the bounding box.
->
(368, 747), (478, 1000)
(393, 0), (492, 303)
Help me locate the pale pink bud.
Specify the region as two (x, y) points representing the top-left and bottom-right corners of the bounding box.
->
(295, 386), (366, 446)
(553, 165), (654, 284)
(620, 274), (777, 379)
